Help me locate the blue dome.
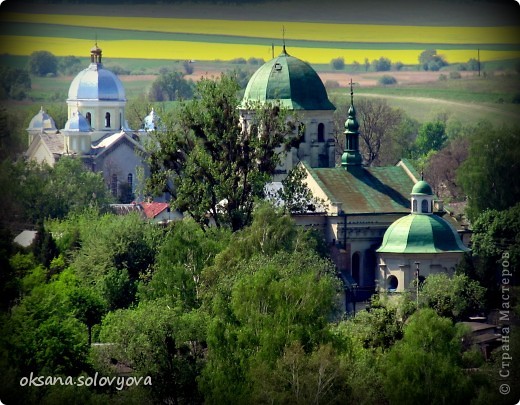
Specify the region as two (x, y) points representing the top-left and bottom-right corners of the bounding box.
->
(68, 63), (126, 101)
(64, 111), (91, 132)
(27, 107), (57, 131)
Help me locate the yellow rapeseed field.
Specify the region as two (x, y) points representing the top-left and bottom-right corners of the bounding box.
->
(2, 35), (519, 64)
(2, 12), (520, 45)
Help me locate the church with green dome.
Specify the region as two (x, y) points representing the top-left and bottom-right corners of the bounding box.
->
(240, 46), (336, 180)
(296, 84), (470, 298)
(376, 180), (470, 292)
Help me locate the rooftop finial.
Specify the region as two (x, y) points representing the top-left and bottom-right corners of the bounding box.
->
(282, 25), (286, 53)
(350, 78), (354, 106)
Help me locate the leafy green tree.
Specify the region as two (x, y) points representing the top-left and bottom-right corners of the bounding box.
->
(371, 57), (392, 71)
(58, 55), (83, 75)
(148, 70), (194, 101)
(274, 165), (324, 214)
(139, 218), (230, 309)
(419, 49), (448, 71)
(146, 74), (295, 231)
(415, 120), (447, 156)
(250, 342), (349, 404)
(382, 309), (474, 405)
(68, 287), (105, 346)
(0, 66), (31, 100)
(419, 273), (485, 321)
(330, 57), (345, 70)
(457, 125), (520, 221)
(32, 221), (59, 270)
(28, 50), (58, 76)
(99, 299), (207, 404)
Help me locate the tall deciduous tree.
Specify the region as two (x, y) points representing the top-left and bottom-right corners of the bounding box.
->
(382, 309), (473, 404)
(415, 120), (447, 157)
(457, 125), (520, 221)
(146, 74), (295, 231)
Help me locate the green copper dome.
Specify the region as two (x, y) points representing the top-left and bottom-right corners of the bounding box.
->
(377, 214), (469, 254)
(412, 180), (433, 195)
(241, 50), (335, 111)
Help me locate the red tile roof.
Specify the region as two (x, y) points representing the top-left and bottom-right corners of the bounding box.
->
(140, 202), (169, 219)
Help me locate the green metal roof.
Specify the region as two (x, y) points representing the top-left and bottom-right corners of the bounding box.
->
(306, 164), (414, 214)
(376, 214), (470, 253)
(412, 180), (433, 195)
(241, 49), (335, 111)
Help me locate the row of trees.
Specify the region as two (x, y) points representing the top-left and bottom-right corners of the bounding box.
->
(1, 200), (517, 403)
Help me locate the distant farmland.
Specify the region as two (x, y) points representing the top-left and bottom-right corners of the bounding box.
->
(1, 11), (519, 64)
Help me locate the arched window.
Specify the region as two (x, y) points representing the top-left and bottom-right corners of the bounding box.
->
(111, 174), (118, 196)
(421, 199), (429, 213)
(86, 112), (92, 126)
(127, 173), (133, 192)
(105, 112), (111, 128)
(317, 123), (325, 142)
(352, 252), (360, 283)
(412, 200), (417, 212)
(387, 275), (398, 291)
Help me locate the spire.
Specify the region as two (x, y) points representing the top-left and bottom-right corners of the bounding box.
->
(282, 25), (286, 54)
(341, 79), (362, 169)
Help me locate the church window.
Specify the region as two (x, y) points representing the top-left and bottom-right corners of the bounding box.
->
(352, 252), (360, 283)
(387, 275), (398, 291)
(318, 123), (325, 142)
(421, 199), (429, 213)
(86, 112), (92, 126)
(111, 174), (118, 196)
(412, 200), (417, 212)
(127, 173), (133, 192)
(105, 112), (111, 128)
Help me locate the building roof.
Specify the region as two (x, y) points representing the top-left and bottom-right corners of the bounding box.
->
(377, 213), (470, 254)
(140, 202), (169, 219)
(412, 180), (433, 195)
(306, 163), (415, 214)
(64, 111), (92, 132)
(68, 62), (126, 101)
(241, 49), (335, 111)
(27, 107), (57, 131)
(13, 230), (38, 247)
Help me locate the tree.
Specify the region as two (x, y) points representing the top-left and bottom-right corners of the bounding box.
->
(371, 57), (391, 72)
(424, 136), (469, 200)
(146, 73), (295, 231)
(99, 299), (207, 404)
(28, 50), (58, 76)
(275, 165), (324, 214)
(148, 70), (193, 101)
(419, 273), (486, 321)
(330, 57), (345, 70)
(418, 49), (448, 71)
(58, 55), (82, 75)
(382, 309), (474, 404)
(415, 120), (447, 156)
(0, 67), (31, 100)
(356, 98), (404, 166)
(457, 125), (520, 221)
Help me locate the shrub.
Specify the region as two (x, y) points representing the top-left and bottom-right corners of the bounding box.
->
(183, 60), (194, 75)
(324, 80), (340, 89)
(378, 75), (397, 85)
(230, 58), (247, 64)
(438, 74), (448, 81)
(449, 71), (461, 79)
